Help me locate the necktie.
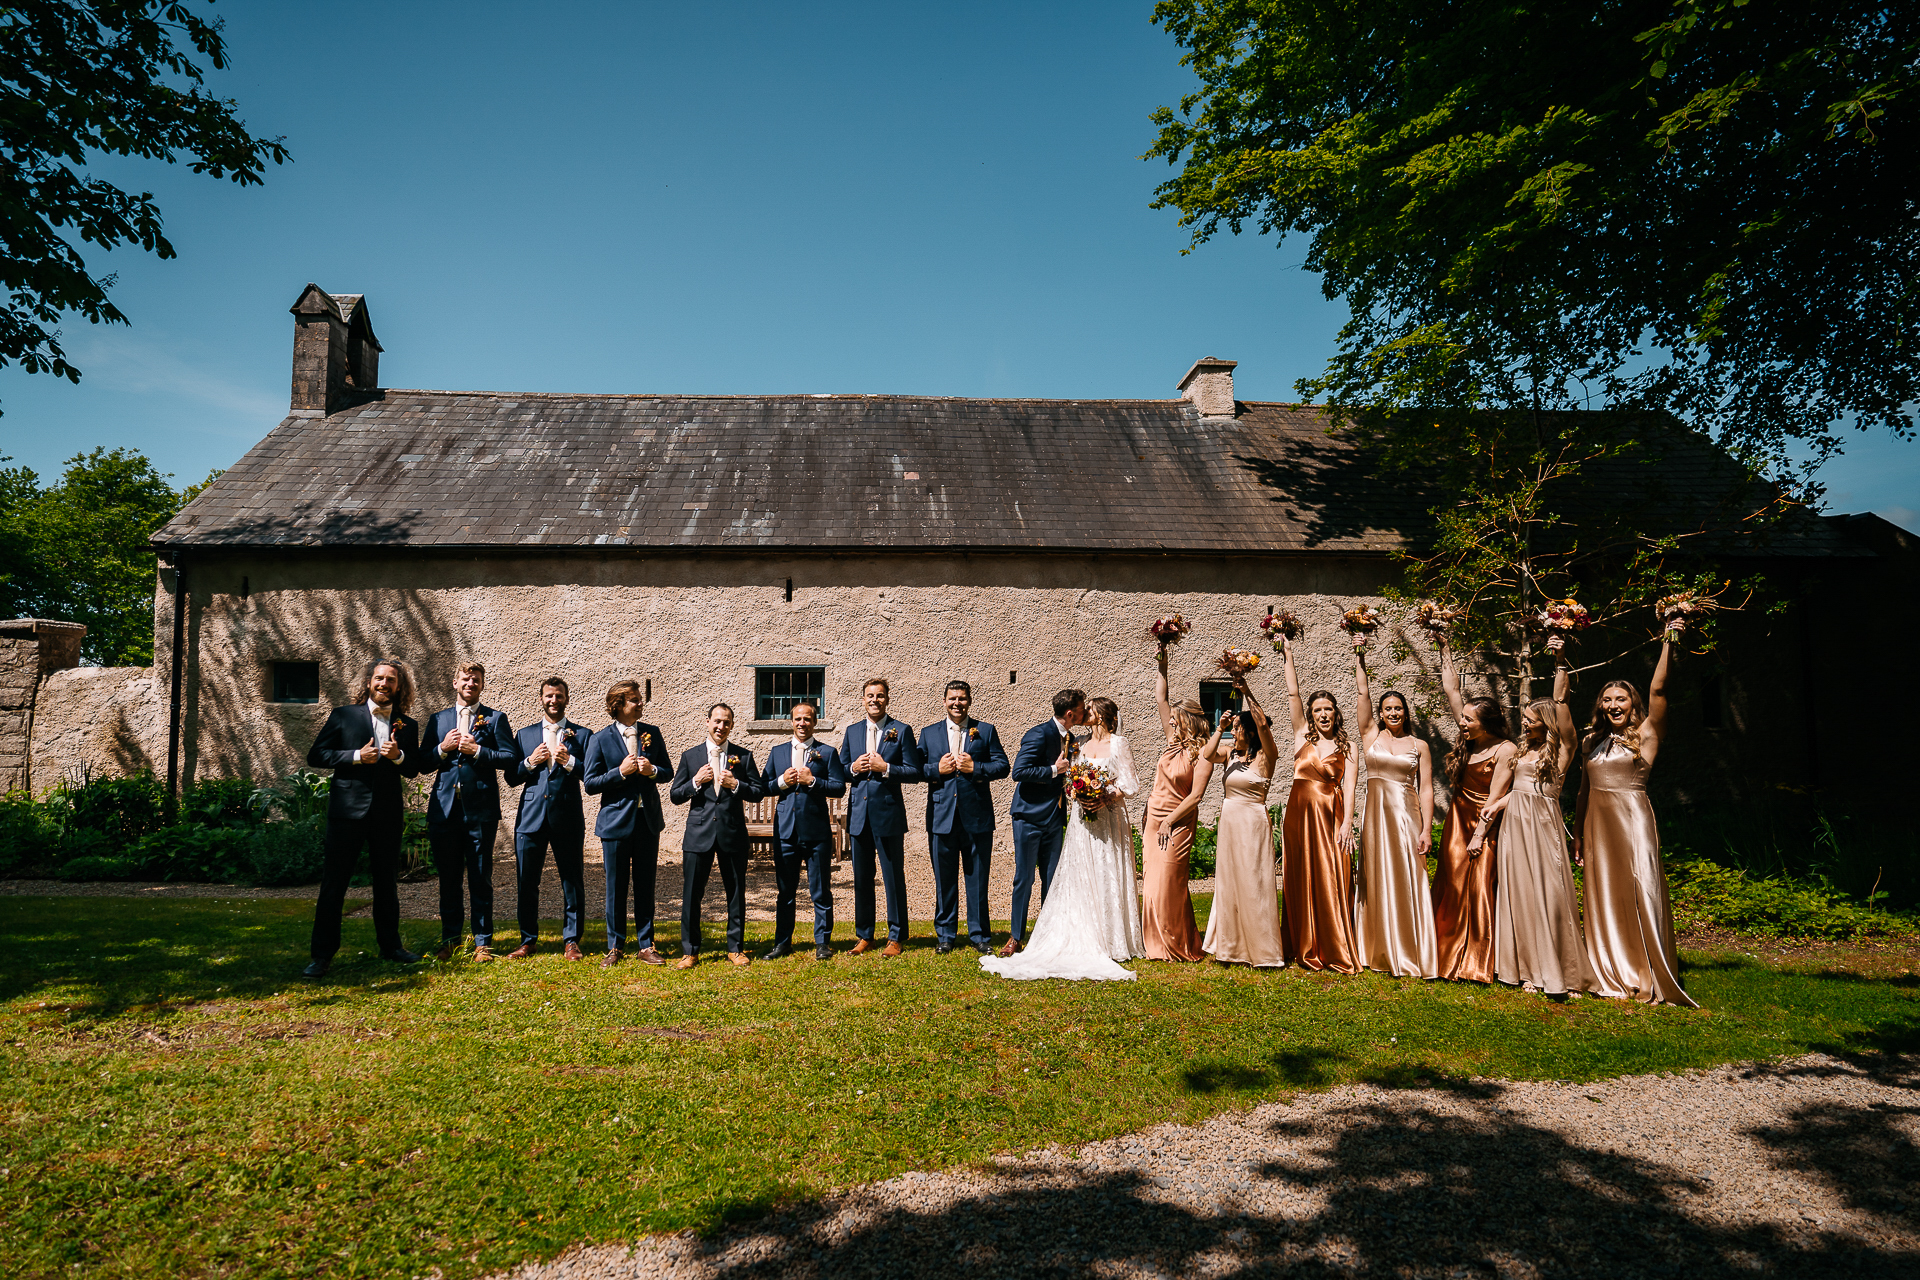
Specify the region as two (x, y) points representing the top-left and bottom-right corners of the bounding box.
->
(546, 726), (565, 796)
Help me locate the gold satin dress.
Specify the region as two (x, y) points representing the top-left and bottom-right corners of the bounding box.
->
(1580, 738), (1697, 1007)
(1141, 746), (1204, 961)
(1492, 754), (1594, 995)
(1202, 758), (1284, 967)
(1354, 738), (1438, 978)
(1434, 754), (1499, 983)
(1280, 740), (1359, 973)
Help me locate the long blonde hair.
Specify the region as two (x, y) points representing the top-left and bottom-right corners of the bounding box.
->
(1522, 698), (1567, 789)
(1582, 680), (1646, 764)
(1170, 698), (1209, 761)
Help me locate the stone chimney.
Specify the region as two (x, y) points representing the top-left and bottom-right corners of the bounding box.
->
(289, 283), (382, 413)
(1177, 357), (1238, 417)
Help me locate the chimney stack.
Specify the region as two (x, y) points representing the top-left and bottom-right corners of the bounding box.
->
(289, 284), (382, 413)
(1177, 357), (1238, 417)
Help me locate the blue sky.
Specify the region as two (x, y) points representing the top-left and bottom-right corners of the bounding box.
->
(0, 0), (1911, 531)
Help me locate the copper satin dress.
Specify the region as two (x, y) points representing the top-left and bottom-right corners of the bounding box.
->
(1141, 745), (1204, 961)
(1580, 738), (1697, 1007)
(1280, 740), (1359, 973)
(1201, 759), (1284, 967)
(1493, 753), (1594, 995)
(1354, 738), (1438, 978)
(1434, 754), (1499, 983)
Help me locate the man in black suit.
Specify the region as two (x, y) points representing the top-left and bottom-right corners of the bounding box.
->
(583, 679), (674, 967)
(668, 702), (765, 969)
(505, 677), (592, 960)
(424, 660), (515, 962)
(302, 658), (427, 978)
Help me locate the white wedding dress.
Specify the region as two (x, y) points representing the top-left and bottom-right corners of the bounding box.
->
(980, 734), (1145, 981)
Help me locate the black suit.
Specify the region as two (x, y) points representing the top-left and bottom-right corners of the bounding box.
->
(305, 702), (426, 962)
(668, 742), (765, 955)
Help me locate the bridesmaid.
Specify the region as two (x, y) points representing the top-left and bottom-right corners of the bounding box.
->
(1435, 635), (1517, 983)
(1277, 637), (1361, 973)
(1199, 673), (1284, 967)
(1573, 632), (1698, 1007)
(1484, 635), (1595, 997)
(1141, 646), (1214, 961)
(1351, 644), (1438, 978)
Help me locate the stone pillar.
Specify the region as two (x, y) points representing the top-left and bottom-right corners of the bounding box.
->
(0, 619), (87, 793)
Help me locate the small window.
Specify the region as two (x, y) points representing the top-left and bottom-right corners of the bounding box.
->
(1701, 671), (1725, 731)
(1198, 679), (1244, 732)
(755, 666), (825, 721)
(271, 661), (320, 704)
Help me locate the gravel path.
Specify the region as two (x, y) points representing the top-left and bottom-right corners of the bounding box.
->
(493, 1052), (1919, 1279)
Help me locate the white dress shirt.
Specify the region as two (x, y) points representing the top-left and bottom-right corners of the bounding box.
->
(543, 716), (573, 771)
(782, 736), (813, 789)
(367, 699), (392, 751)
(864, 716), (890, 775)
(948, 716), (968, 763)
(706, 739), (733, 791)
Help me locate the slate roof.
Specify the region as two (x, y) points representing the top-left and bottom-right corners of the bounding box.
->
(152, 389), (1862, 558)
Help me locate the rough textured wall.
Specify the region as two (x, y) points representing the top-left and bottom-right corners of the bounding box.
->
(0, 635), (37, 792)
(27, 666), (166, 788)
(158, 550), (1457, 854)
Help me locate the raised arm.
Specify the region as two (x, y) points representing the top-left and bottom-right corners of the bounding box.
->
(1155, 647), (1176, 743)
(1282, 638), (1307, 741)
(1642, 634), (1676, 764)
(1438, 635), (1468, 728)
(1201, 716), (1229, 766)
(1242, 678), (1280, 778)
(1548, 636), (1577, 779)
(1354, 647), (1376, 747)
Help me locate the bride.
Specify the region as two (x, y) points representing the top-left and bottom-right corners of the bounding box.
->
(980, 697), (1144, 981)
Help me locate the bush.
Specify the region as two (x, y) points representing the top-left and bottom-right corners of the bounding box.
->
(132, 824), (251, 883)
(252, 769), (330, 822)
(1130, 822), (1226, 880)
(1666, 853), (1920, 942)
(59, 853), (140, 881)
(180, 776), (258, 828)
(63, 770), (166, 845)
(0, 789), (64, 875)
(245, 817), (327, 886)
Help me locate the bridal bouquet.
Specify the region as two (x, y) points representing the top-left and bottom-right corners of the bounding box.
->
(1065, 759), (1116, 822)
(1260, 610), (1302, 650)
(1213, 646), (1262, 677)
(1535, 597), (1593, 634)
(1656, 589), (1714, 638)
(1147, 613), (1191, 648)
(1414, 601), (1462, 635)
(1339, 604), (1382, 648)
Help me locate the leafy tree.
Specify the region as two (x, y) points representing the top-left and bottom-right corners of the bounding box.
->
(0, 1), (288, 406)
(0, 447), (191, 664)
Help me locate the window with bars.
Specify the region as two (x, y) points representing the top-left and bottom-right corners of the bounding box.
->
(271, 661), (320, 704)
(755, 666), (826, 721)
(1198, 679), (1244, 731)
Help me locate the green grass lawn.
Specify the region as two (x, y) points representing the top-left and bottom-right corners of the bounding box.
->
(3, 894), (1917, 1279)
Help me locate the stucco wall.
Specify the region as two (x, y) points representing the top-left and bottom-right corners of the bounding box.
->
(27, 665), (167, 788)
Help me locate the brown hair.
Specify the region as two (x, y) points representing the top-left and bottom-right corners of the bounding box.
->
(1582, 680), (1647, 765)
(357, 658), (415, 717)
(1304, 690), (1350, 756)
(605, 679), (642, 717)
(541, 675), (569, 698)
(790, 700), (818, 719)
(1522, 698), (1567, 789)
(863, 677), (890, 695)
(1447, 695), (1514, 787)
(1170, 698), (1210, 760)
(456, 660), (485, 679)
(1086, 697), (1119, 732)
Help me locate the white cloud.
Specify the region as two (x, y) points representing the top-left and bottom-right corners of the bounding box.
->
(66, 333), (283, 427)
(1877, 505), (1918, 535)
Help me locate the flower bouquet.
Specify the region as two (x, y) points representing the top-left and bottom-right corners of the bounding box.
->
(1413, 601), (1462, 635)
(1147, 613), (1191, 648)
(1535, 597), (1593, 634)
(1339, 604), (1383, 649)
(1065, 758), (1116, 822)
(1213, 646), (1262, 677)
(1656, 589), (1713, 639)
(1259, 610), (1302, 651)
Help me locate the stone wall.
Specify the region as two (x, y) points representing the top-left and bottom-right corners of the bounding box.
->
(27, 665), (167, 788)
(0, 619), (87, 793)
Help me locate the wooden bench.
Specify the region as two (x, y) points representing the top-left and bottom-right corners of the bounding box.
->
(745, 795), (849, 862)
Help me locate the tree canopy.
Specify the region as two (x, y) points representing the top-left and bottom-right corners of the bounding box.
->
(0, 1), (287, 405)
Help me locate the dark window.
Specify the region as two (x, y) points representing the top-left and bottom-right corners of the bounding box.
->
(1198, 680), (1244, 731)
(271, 661), (320, 704)
(755, 666), (825, 721)
(1701, 672), (1725, 731)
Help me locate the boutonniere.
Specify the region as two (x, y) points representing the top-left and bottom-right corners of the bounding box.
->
(806, 747), (822, 765)
(884, 728), (898, 743)
(640, 731), (653, 750)
(562, 727), (577, 742)
(967, 726), (980, 742)
(726, 754), (741, 770)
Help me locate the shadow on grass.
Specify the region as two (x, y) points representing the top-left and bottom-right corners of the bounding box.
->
(1182, 1048), (1347, 1093)
(665, 1062), (1920, 1278)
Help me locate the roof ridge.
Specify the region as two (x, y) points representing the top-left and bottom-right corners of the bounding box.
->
(366, 388), (1206, 405)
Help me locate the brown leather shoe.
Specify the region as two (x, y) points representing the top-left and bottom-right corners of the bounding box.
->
(635, 947), (666, 966)
(506, 942), (535, 959)
(996, 938), (1024, 958)
(472, 945), (494, 963)
(563, 941), (584, 962)
(727, 950), (751, 967)
(881, 940), (904, 958)
(675, 954), (697, 970)
(850, 939), (874, 955)
(600, 949), (622, 968)
(434, 941), (455, 962)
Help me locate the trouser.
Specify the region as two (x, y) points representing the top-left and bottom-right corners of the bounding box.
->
(311, 811), (405, 962)
(431, 819), (497, 947)
(850, 827), (909, 943)
(601, 829), (661, 953)
(515, 824), (586, 947)
(929, 827), (994, 945)
(681, 843), (749, 954)
(773, 835), (836, 947)
(1009, 816), (1065, 943)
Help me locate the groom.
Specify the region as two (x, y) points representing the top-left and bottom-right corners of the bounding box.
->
(1002, 688), (1086, 956)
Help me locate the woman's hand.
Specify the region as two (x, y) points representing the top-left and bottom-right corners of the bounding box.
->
(1466, 826), (1486, 855)
(1546, 634), (1566, 657)
(1570, 837), (1584, 867)
(1481, 794), (1509, 819)
(1415, 824), (1432, 855)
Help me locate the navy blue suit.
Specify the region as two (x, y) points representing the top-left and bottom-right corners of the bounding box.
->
(506, 718), (591, 948)
(841, 717), (924, 943)
(583, 720), (674, 954)
(669, 741), (766, 955)
(423, 703), (515, 948)
(1008, 718), (1072, 943)
(764, 737), (848, 948)
(921, 717), (1011, 946)
(305, 702), (426, 962)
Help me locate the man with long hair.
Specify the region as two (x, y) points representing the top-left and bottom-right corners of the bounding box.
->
(301, 658), (426, 978)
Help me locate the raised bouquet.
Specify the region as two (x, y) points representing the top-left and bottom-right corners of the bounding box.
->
(1065, 759), (1116, 822)
(1259, 610), (1302, 650)
(1535, 597), (1593, 634)
(1339, 604), (1383, 648)
(1213, 646), (1262, 677)
(1414, 601), (1462, 635)
(1656, 589), (1713, 638)
(1147, 613), (1191, 648)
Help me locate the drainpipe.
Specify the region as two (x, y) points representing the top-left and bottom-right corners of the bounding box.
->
(165, 555), (187, 822)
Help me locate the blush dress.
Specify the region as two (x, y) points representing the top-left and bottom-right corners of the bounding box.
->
(1433, 754), (1499, 983)
(1141, 745), (1205, 961)
(1492, 752), (1594, 996)
(1201, 757), (1284, 967)
(1353, 738), (1438, 978)
(1580, 737), (1697, 1007)
(1279, 739), (1359, 973)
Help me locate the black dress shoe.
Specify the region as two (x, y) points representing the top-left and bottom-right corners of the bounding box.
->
(934, 941), (954, 955)
(761, 941), (793, 960)
(301, 959), (330, 978)
(381, 947), (421, 965)
(969, 938), (992, 954)
(815, 943), (832, 960)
